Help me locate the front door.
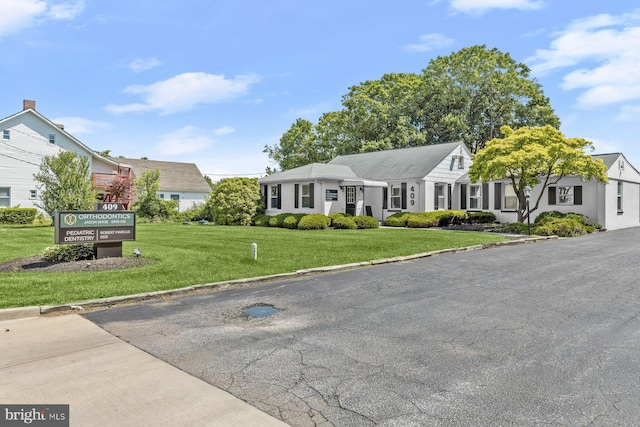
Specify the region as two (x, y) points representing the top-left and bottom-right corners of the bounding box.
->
(346, 186), (356, 215)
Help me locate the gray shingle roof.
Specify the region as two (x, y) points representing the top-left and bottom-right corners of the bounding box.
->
(328, 141), (464, 180)
(260, 163), (359, 183)
(119, 158), (211, 193)
(592, 153), (621, 169)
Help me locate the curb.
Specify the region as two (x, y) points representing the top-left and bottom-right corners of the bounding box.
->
(0, 235), (558, 321)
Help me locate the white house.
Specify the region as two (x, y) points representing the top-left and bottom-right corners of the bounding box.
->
(0, 100), (133, 211)
(261, 142), (472, 220)
(260, 143), (640, 231)
(117, 158), (211, 211)
(0, 100), (211, 214)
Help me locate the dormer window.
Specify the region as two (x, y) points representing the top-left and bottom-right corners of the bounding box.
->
(2, 130), (9, 140)
(49, 134), (56, 144)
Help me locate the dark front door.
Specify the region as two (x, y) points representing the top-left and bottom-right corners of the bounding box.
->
(346, 186), (356, 216)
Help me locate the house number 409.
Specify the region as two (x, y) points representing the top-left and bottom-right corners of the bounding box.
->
(410, 186), (415, 206)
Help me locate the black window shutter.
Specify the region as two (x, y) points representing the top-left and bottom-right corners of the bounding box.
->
(383, 187), (388, 209)
(460, 184), (467, 210)
(574, 186), (582, 205)
(494, 183), (501, 210)
(447, 184), (452, 210)
(294, 184), (299, 209)
(482, 183), (489, 210)
(401, 183), (407, 209)
(277, 184), (282, 209)
(309, 183), (314, 208)
(263, 185), (268, 209)
(548, 187), (556, 205)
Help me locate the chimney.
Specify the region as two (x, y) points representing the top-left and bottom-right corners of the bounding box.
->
(23, 100), (36, 111)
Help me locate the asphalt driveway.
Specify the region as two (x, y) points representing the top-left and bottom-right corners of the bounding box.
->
(85, 228), (640, 426)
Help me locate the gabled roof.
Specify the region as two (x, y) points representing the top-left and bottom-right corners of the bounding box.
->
(593, 152), (640, 177)
(328, 141), (466, 180)
(0, 108), (127, 169)
(119, 158), (211, 193)
(260, 163), (359, 183)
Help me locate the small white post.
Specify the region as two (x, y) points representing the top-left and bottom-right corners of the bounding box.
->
(252, 242), (258, 260)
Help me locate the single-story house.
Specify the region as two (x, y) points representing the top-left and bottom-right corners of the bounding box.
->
(260, 143), (640, 230)
(0, 100), (210, 214)
(117, 158), (211, 211)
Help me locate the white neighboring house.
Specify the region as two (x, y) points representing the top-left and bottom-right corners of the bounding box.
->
(0, 100), (133, 212)
(118, 158), (211, 211)
(260, 142), (472, 221)
(260, 143), (640, 231)
(461, 153), (640, 231)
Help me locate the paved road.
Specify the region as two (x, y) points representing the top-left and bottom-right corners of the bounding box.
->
(85, 229), (640, 426)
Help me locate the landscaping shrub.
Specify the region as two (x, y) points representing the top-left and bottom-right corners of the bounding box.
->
(353, 216), (379, 229)
(534, 210), (565, 225)
(468, 211), (496, 224)
(332, 216), (357, 229)
(384, 212), (412, 227)
(253, 214), (272, 226)
(406, 213), (439, 228)
(297, 214), (329, 230)
(328, 213), (348, 226)
(268, 213), (295, 227)
(282, 214), (306, 229)
(0, 208), (38, 224)
(208, 177), (263, 225)
(434, 210), (467, 226)
(43, 244), (94, 262)
(536, 217), (588, 237)
(499, 222), (530, 235)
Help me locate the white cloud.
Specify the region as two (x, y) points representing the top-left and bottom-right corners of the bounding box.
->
(156, 126), (215, 156)
(403, 33), (454, 53)
(528, 9), (640, 109)
(0, 0), (84, 39)
(129, 57), (162, 73)
(449, 0), (543, 15)
(52, 117), (112, 135)
(105, 72), (261, 115)
(212, 126), (235, 136)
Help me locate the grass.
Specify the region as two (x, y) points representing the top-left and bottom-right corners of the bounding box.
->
(0, 223), (508, 308)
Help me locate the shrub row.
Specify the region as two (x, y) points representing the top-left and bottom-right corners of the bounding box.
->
(0, 208), (38, 224)
(532, 210), (600, 237)
(253, 212), (379, 230)
(385, 210), (471, 228)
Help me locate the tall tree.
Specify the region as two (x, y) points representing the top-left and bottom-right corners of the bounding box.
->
(207, 177), (262, 225)
(33, 151), (95, 223)
(263, 118), (333, 171)
(422, 45), (559, 153)
(468, 125), (608, 223)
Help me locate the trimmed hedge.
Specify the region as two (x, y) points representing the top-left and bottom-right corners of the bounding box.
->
(0, 208), (38, 224)
(407, 213), (439, 228)
(535, 217), (588, 237)
(468, 211), (496, 224)
(388, 210), (468, 228)
(282, 214), (306, 229)
(384, 212), (412, 227)
(353, 216), (379, 229)
(297, 214), (330, 230)
(43, 244), (94, 262)
(253, 214), (272, 226)
(332, 216), (357, 229)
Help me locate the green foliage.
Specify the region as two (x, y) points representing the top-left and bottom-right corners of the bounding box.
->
(33, 212), (52, 226)
(283, 214), (307, 229)
(328, 213), (347, 226)
(533, 210), (565, 225)
(253, 214), (272, 226)
(353, 216), (380, 229)
(33, 151), (95, 221)
(0, 208), (38, 224)
(133, 169), (160, 200)
(469, 125), (609, 222)
(500, 222), (531, 235)
(384, 212), (413, 227)
(406, 213), (439, 228)
(207, 178), (263, 225)
(132, 169), (177, 221)
(297, 214), (330, 230)
(434, 210), (467, 226)
(43, 244), (94, 262)
(536, 218), (588, 237)
(468, 211), (496, 224)
(268, 213), (294, 227)
(174, 202), (207, 222)
(263, 118), (334, 171)
(332, 216), (357, 229)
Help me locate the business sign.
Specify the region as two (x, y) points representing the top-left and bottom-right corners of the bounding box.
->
(326, 189), (339, 201)
(54, 211), (136, 244)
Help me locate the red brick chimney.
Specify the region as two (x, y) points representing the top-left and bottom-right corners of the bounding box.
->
(23, 100), (36, 111)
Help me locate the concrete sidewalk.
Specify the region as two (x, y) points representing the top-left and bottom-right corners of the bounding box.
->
(0, 314), (287, 427)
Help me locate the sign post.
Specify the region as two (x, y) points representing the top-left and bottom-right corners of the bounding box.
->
(54, 210), (136, 259)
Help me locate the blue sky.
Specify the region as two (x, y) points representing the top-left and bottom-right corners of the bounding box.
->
(2, 0), (640, 179)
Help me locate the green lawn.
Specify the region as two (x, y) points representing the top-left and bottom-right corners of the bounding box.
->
(0, 223), (507, 308)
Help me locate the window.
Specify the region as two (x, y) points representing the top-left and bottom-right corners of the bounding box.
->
(159, 193), (165, 199)
(170, 194), (179, 201)
(469, 185), (481, 210)
(435, 183), (445, 210)
(48, 134), (56, 144)
(29, 190), (37, 200)
(2, 130), (9, 140)
(548, 186), (582, 206)
(0, 187), (10, 207)
(390, 185), (401, 209)
(617, 181), (623, 213)
(458, 155), (465, 169)
(504, 184), (517, 210)
(301, 184), (314, 208)
(558, 187), (573, 204)
(271, 185), (280, 209)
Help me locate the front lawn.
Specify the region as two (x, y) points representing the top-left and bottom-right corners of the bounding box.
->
(0, 223), (507, 308)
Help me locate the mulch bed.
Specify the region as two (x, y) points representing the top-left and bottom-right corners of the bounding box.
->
(0, 256), (153, 273)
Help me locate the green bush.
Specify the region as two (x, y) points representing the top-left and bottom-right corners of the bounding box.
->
(32, 212), (52, 226)
(43, 244), (94, 262)
(283, 214), (306, 229)
(353, 216), (379, 229)
(0, 208), (38, 224)
(384, 212), (412, 227)
(253, 214), (272, 226)
(534, 210), (565, 225)
(536, 217), (588, 237)
(207, 177), (263, 225)
(499, 222), (531, 235)
(332, 216), (357, 229)
(328, 213), (346, 226)
(434, 210), (467, 226)
(297, 214), (329, 230)
(268, 213), (295, 227)
(468, 211), (496, 224)
(407, 213), (439, 228)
